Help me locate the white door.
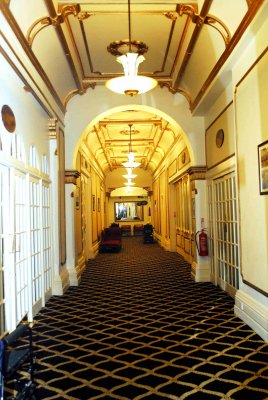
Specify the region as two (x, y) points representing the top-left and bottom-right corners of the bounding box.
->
(208, 172), (240, 297)
(29, 177), (42, 317)
(42, 182), (52, 302)
(11, 169), (29, 327)
(0, 165), (10, 334)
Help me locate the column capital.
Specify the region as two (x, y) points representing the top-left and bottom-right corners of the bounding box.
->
(65, 169), (80, 185)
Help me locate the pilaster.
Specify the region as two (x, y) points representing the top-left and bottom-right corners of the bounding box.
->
(65, 169), (81, 286)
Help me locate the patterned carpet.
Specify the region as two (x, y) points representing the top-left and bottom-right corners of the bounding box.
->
(6, 237), (268, 399)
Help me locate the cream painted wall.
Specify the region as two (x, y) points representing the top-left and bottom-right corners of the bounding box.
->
(64, 86), (205, 170)
(235, 50), (268, 294)
(206, 103), (235, 170)
(0, 52), (50, 162)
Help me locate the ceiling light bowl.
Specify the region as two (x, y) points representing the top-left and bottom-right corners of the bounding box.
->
(106, 75), (157, 96)
(122, 160), (141, 168)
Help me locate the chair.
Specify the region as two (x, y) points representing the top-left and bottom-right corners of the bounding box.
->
(0, 323), (36, 400)
(134, 224), (144, 236)
(121, 225), (131, 236)
(143, 224), (155, 244)
(99, 227), (122, 252)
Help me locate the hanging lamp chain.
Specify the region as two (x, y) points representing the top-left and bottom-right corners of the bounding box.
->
(128, 123), (133, 153)
(128, 0), (132, 52)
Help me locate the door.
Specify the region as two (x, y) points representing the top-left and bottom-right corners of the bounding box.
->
(42, 182), (52, 302)
(0, 165), (9, 334)
(208, 172), (240, 297)
(29, 177), (42, 317)
(12, 170), (29, 326)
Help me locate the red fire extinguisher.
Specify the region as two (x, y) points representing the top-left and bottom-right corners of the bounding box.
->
(195, 229), (208, 256)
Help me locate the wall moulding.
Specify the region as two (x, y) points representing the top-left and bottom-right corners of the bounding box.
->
(65, 169), (81, 185)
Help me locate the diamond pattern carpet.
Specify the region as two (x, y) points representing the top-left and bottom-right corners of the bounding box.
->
(6, 237), (268, 399)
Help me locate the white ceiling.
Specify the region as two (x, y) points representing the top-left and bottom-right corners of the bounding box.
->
(7, 0), (263, 178)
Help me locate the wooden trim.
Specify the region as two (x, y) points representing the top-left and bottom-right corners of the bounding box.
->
(206, 154), (235, 171)
(174, 0), (213, 88)
(44, 0), (83, 92)
(205, 101), (233, 133)
(242, 279), (268, 297)
(235, 46), (268, 89)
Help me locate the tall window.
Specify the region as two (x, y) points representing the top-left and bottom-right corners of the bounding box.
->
(14, 172), (28, 324)
(42, 183), (52, 295)
(29, 145), (39, 170)
(0, 166), (9, 335)
(42, 155), (49, 175)
(30, 178), (42, 307)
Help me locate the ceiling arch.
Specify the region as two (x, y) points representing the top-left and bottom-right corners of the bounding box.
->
(73, 103), (196, 184)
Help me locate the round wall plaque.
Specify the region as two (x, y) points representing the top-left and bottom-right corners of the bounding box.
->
(1, 105), (16, 133)
(216, 129), (224, 148)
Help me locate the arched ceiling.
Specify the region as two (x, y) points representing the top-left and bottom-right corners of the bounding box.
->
(83, 108), (181, 174)
(2, 0), (264, 183)
(5, 0), (263, 114)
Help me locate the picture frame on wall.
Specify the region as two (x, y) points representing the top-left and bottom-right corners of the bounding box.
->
(75, 186), (80, 210)
(92, 194), (96, 211)
(258, 139), (268, 195)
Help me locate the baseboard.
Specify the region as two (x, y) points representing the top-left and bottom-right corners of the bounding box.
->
(88, 242), (99, 259)
(191, 260), (210, 282)
(52, 267), (70, 295)
(234, 289), (268, 342)
(75, 255), (86, 285)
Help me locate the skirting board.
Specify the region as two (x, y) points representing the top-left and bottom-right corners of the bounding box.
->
(234, 289), (268, 342)
(52, 268), (70, 296)
(88, 242), (99, 259)
(191, 261), (210, 282)
(74, 255), (86, 285)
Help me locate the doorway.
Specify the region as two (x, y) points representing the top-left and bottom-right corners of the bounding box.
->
(208, 171), (240, 297)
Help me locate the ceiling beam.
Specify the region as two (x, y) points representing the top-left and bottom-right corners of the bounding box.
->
(174, 0), (213, 88)
(191, 0), (264, 111)
(0, 1), (65, 114)
(44, 0), (84, 92)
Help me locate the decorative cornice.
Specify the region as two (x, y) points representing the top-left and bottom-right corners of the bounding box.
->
(188, 166), (207, 180)
(63, 82), (96, 108)
(28, 3), (95, 48)
(205, 15), (231, 46)
(173, 0), (213, 90)
(65, 169), (81, 185)
(159, 82), (193, 107)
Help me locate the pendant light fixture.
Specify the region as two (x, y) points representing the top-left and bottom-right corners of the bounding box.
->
(122, 124), (141, 168)
(105, 0), (158, 96)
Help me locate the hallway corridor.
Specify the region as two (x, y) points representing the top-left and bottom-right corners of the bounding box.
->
(20, 238), (268, 399)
